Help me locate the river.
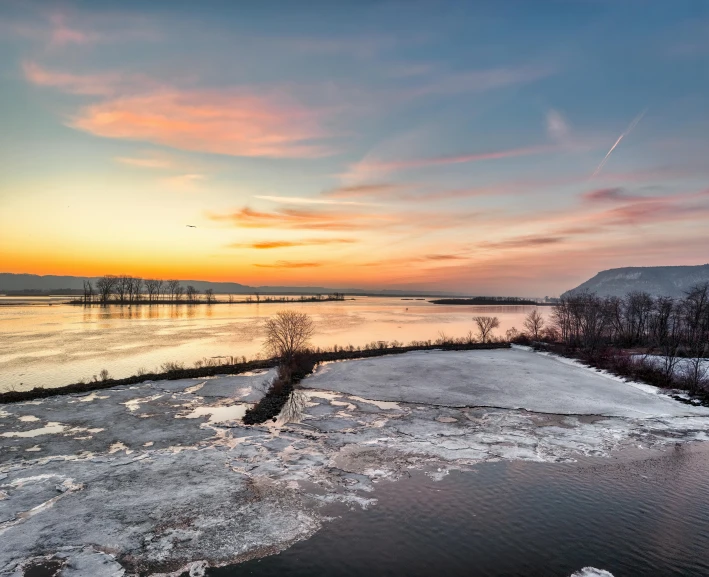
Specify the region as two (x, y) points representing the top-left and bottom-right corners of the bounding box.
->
(0, 297), (546, 392)
(214, 444), (709, 577)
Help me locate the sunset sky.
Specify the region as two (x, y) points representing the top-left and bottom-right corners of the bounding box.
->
(1, 1), (708, 296)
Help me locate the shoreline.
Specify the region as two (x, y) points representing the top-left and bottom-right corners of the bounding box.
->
(0, 342), (509, 404)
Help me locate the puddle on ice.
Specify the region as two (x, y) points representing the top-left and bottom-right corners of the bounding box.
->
(184, 404), (250, 424)
(108, 442), (132, 454)
(348, 396), (401, 411)
(122, 394), (164, 412)
(305, 390), (400, 411)
(1, 422), (66, 438)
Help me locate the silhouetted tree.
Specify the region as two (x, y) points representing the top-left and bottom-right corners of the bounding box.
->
(129, 277), (143, 303)
(473, 316), (500, 343)
(144, 279), (160, 302)
(186, 285), (199, 302)
(82, 280), (94, 304)
(96, 275), (117, 304)
(523, 309), (545, 340)
(264, 310), (315, 361)
(166, 279), (180, 301)
(205, 288), (215, 304)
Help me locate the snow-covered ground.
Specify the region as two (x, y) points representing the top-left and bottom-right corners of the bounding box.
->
(2, 349), (709, 576)
(304, 348), (709, 418)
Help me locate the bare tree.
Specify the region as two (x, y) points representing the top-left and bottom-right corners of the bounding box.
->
(679, 283), (709, 391)
(96, 275), (117, 304)
(473, 316), (500, 343)
(144, 279), (159, 302)
(82, 280), (94, 304)
(205, 288), (215, 304)
(254, 291), (260, 303)
(155, 279), (165, 302)
(166, 279), (180, 302)
(129, 277), (143, 303)
(115, 275), (132, 303)
(523, 309), (545, 340)
(174, 284), (185, 301)
(228, 294), (234, 304)
(185, 285), (199, 302)
(264, 310), (315, 361)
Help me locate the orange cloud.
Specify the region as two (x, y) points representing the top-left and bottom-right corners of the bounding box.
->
(229, 239), (356, 249)
(70, 90), (331, 158)
(254, 261), (323, 268)
(23, 61), (333, 159)
(209, 205), (480, 233)
(323, 183), (405, 198)
(479, 235), (566, 249)
(209, 206), (389, 230)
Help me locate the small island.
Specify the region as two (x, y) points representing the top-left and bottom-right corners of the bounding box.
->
(429, 296), (538, 305)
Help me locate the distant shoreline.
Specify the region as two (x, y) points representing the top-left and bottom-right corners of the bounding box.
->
(65, 296), (352, 306)
(430, 298), (542, 306)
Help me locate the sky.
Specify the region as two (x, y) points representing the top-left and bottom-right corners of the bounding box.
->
(1, 0), (708, 296)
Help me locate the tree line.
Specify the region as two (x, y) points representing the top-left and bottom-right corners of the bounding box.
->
(80, 276), (348, 305)
(83, 276), (211, 304)
(543, 284), (709, 392)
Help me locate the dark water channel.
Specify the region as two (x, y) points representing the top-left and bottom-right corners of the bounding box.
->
(212, 444), (709, 577)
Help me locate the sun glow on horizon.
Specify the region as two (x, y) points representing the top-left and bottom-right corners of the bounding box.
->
(1, 2), (708, 295)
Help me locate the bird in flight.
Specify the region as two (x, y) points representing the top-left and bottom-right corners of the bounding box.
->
(186, 225), (197, 228)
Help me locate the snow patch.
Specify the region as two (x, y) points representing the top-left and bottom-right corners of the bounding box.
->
(570, 568), (614, 577)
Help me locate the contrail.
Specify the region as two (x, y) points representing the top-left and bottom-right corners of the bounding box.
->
(592, 108), (648, 177)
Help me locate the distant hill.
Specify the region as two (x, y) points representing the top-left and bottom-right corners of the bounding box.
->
(0, 273), (460, 298)
(563, 265), (709, 298)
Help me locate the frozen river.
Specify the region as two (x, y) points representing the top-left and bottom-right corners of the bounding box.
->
(2, 349), (709, 576)
(0, 297), (546, 392)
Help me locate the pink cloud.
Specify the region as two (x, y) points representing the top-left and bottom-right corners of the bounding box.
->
(69, 89), (332, 159)
(48, 13), (99, 46)
(342, 144), (557, 182)
(22, 61), (122, 96)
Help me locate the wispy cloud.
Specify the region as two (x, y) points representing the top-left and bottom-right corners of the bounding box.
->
(23, 61), (335, 159)
(208, 207), (385, 230)
(47, 12), (100, 46)
(479, 235), (566, 250)
(342, 144), (556, 182)
(409, 64), (555, 98)
(22, 61), (129, 96)
(253, 261), (323, 268)
(160, 173), (207, 191)
(322, 183), (406, 199)
(71, 90), (332, 159)
(255, 195), (375, 206)
(228, 238), (356, 249)
(114, 151), (177, 170)
(546, 109), (570, 142)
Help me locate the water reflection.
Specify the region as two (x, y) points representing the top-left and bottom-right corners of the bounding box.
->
(0, 298), (550, 391)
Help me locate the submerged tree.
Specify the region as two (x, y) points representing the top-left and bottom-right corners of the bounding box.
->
(473, 316), (500, 343)
(264, 310), (315, 361)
